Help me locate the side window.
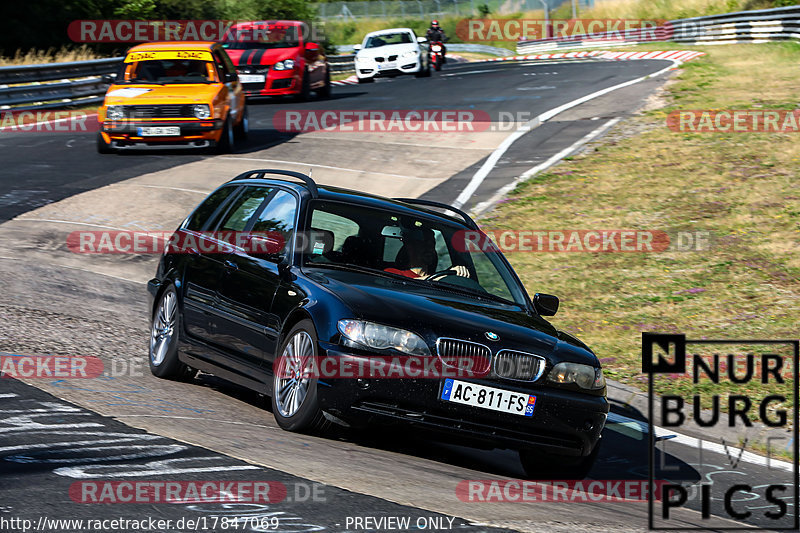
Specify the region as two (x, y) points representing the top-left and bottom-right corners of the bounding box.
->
(184, 186), (239, 232)
(310, 210), (359, 251)
(251, 190), (297, 260)
(216, 186), (272, 232)
(213, 51), (230, 81)
(218, 49), (237, 77)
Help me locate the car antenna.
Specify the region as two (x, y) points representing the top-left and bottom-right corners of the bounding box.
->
(308, 168), (313, 178)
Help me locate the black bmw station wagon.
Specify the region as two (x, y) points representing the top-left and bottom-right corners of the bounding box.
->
(147, 169), (608, 478)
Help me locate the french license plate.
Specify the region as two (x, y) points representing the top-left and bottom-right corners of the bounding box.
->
(137, 126), (180, 137)
(378, 62), (397, 70)
(238, 74), (266, 83)
(441, 378), (535, 417)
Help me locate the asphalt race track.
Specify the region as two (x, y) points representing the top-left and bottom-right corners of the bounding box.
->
(0, 58), (795, 532)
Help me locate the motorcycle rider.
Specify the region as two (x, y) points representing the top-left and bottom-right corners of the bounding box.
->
(425, 20), (447, 63)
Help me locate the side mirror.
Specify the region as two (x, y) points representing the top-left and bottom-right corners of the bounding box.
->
(533, 293), (559, 316)
(417, 36), (428, 43)
(102, 74), (115, 84)
(353, 44), (362, 51)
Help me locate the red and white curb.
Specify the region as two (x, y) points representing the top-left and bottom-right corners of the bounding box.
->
(330, 50), (704, 86)
(332, 75), (359, 86)
(475, 49), (705, 63)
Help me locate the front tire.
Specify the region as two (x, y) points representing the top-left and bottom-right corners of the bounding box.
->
(271, 320), (329, 433)
(317, 68), (332, 99)
(234, 107), (248, 141)
(357, 76), (374, 84)
(149, 285), (192, 380)
(215, 115), (234, 154)
(414, 58), (430, 78)
(96, 132), (112, 154)
(519, 440), (601, 480)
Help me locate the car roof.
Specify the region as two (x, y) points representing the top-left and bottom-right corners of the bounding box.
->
(229, 20), (305, 28)
(127, 41), (218, 52)
(226, 176), (473, 228)
(365, 28), (415, 37)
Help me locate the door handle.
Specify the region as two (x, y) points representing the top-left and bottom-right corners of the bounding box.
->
(224, 259), (238, 271)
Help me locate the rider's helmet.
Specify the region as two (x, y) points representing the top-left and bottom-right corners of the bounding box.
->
(431, 20), (440, 29)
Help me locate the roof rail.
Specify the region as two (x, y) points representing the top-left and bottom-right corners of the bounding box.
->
(231, 169), (318, 198)
(393, 198), (479, 230)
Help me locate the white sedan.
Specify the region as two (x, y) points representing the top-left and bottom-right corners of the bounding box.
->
(353, 28), (430, 83)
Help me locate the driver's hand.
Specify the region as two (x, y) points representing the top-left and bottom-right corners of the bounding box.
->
(453, 265), (470, 278)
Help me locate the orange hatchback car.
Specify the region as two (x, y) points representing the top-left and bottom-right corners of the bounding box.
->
(97, 42), (247, 153)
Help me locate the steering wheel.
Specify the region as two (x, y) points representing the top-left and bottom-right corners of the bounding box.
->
(425, 269), (457, 281)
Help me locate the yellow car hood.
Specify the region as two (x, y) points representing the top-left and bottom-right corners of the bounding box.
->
(104, 84), (222, 105)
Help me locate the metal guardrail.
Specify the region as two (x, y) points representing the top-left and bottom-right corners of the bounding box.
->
(337, 43), (515, 55)
(328, 54), (356, 74)
(517, 5), (800, 54)
(0, 57), (122, 85)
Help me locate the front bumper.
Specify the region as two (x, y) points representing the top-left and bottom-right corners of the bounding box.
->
(101, 119), (223, 148)
(356, 58), (421, 79)
(315, 343), (608, 456)
(239, 71), (300, 96)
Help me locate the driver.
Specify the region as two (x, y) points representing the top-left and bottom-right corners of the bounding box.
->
(385, 227), (469, 279)
(425, 20), (447, 61)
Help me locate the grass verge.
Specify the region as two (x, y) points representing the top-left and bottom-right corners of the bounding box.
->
(484, 42), (798, 415)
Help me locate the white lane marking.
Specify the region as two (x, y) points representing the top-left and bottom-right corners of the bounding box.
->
(11, 218), (127, 231)
(221, 157), (433, 181)
(0, 256), (143, 284)
(605, 412), (794, 472)
(440, 69), (499, 77)
(301, 135), (491, 151)
(138, 184), (208, 194)
(452, 59), (681, 210)
(0, 393), (18, 398)
(471, 117), (620, 216)
(114, 414), (282, 430)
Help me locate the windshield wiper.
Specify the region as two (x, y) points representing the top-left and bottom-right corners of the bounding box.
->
(421, 279), (517, 306)
(306, 262), (399, 280)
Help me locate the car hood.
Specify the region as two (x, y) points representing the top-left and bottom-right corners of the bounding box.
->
(104, 84), (220, 105)
(226, 48), (297, 65)
(304, 267), (598, 366)
(357, 43), (417, 58)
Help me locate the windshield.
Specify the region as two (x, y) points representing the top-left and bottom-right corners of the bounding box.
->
(302, 200), (528, 306)
(364, 32), (413, 48)
(119, 59), (212, 84)
(223, 26), (300, 50)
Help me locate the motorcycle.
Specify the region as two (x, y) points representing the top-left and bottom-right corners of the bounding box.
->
(429, 41), (445, 71)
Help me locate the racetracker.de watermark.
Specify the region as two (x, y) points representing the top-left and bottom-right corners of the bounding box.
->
(456, 480), (669, 502)
(0, 110), (97, 133)
(0, 355), (103, 379)
(67, 231), (286, 254)
(453, 230), (712, 253)
(455, 18), (670, 42)
(275, 354), (492, 379)
(70, 481), (288, 504)
(68, 20), (323, 43)
(667, 110), (800, 133)
(272, 110), (491, 133)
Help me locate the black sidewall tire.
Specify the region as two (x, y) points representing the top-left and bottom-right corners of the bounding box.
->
(234, 107), (248, 141)
(215, 116), (234, 154)
(149, 285), (189, 379)
(317, 69), (332, 98)
(271, 319), (326, 433)
(96, 132), (112, 154)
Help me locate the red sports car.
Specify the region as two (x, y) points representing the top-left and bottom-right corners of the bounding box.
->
(223, 20), (331, 100)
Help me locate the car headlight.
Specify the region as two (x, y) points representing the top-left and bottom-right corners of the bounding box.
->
(192, 104), (211, 119)
(337, 319), (430, 356)
(401, 50), (417, 59)
(106, 106), (124, 120)
(547, 362), (605, 389)
(273, 59), (295, 71)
